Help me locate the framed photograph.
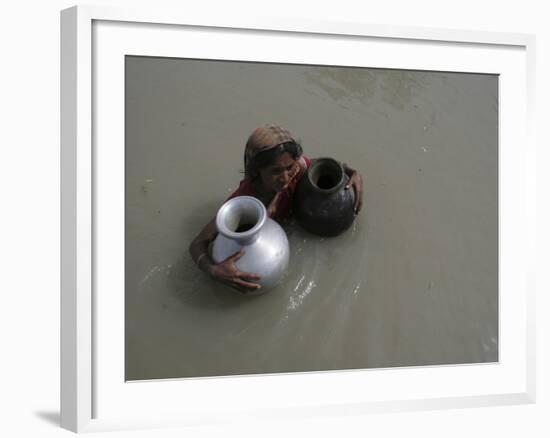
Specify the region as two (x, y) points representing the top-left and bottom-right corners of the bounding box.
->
(61, 5), (536, 433)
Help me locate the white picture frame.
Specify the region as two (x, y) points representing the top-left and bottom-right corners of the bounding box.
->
(60, 4), (536, 433)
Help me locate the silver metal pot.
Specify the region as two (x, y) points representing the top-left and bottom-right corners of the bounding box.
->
(211, 196), (289, 291)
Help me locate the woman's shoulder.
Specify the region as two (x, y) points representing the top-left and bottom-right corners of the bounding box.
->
(225, 178), (257, 201)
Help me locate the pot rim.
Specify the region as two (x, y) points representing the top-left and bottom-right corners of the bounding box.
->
(216, 195), (267, 241)
(306, 157), (345, 194)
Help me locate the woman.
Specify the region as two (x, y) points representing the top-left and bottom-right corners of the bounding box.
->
(189, 124), (364, 291)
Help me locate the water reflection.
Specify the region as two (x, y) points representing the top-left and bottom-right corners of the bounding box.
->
(305, 67), (427, 110)
(304, 67), (377, 108)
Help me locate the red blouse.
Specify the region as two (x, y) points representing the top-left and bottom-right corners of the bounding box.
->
(226, 156), (312, 223)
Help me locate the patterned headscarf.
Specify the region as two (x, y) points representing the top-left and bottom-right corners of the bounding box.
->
(244, 124), (296, 178)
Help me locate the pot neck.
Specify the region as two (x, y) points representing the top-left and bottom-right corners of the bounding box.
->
(216, 196), (267, 245)
(307, 157), (346, 194)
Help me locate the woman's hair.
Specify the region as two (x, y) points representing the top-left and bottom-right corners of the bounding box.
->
(244, 141), (303, 179)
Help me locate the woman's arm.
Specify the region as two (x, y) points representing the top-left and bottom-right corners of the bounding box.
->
(343, 162), (364, 215)
(189, 217), (218, 274)
(188, 218), (262, 291)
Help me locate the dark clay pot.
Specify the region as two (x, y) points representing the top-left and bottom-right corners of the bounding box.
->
(293, 157), (356, 237)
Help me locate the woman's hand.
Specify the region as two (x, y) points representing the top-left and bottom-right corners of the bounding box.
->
(208, 250), (262, 292)
(343, 163), (364, 215)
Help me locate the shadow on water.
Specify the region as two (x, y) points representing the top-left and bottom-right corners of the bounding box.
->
(166, 253), (264, 311)
(132, 194), (278, 318)
(164, 218), (341, 313)
(155, 194), (268, 311)
(135, 193), (367, 314)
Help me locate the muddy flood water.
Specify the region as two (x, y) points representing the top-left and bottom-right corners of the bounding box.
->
(125, 56), (498, 380)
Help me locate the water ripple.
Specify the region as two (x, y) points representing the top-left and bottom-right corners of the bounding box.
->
(288, 280), (317, 311)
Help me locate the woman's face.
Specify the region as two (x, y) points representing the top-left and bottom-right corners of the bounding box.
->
(258, 152), (298, 194)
